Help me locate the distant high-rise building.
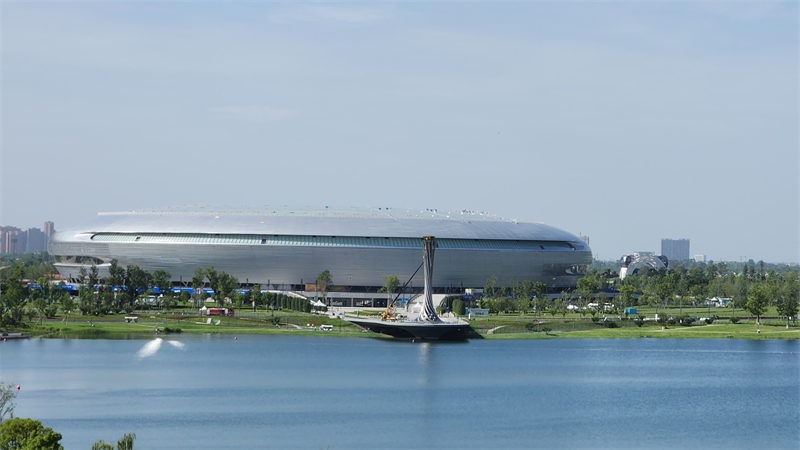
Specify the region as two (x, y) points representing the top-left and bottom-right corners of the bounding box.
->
(44, 221), (55, 238)
(0, 223), (55, 254)
(2, 230), (25, 254)
(661, 239), (690, 262)
(26, 228), (47, 253)
(43, 221), (55, 251)
(694, 255), (706, 263)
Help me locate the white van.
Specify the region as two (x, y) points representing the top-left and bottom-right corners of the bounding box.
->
(319, 325), (333, 332)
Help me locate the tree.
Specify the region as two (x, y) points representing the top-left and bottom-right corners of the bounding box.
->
(484, 276), (498, 298)
(90, 442), (114, 450)
(31, 296), (47, 324)
(316, 270), (332, 306)
(0, 384), (17, 422)
(88, 264), (100, 287)
(656, 279), (673, 311)
(191, 267), (206, 308)
(560, 291), (570, 320)
(125, 266), (150, 307)
(452, 298), (465, 316)
(246, 285), (262, 308)
(213, 271), (239, 306)
(151, 270), (171, 297)
(0, 418), (63, 450)
(36, 277), (50, 305)
(745, 284), (769, 325)
(776, 281), (799, 329)
(619, 284), (634, 313)
(59, 291), (75, 319)
(532, 282), (547, 318)
(576, 276), (594, 319)
(205, 267), (219, 303)
(518, 280), (534, 316)
(692, 284), (708, 316)
(107, 259), (125, 288)
(0, 266), (28, 326)
(117, 433), (136, 450)
(151, 270), (172, 310)
(78, 285), (96, 316)
(380, 274), (400, 306)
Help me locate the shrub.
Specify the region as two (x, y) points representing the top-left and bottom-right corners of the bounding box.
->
(541, 326), (552, 335)
(452, 299), (466, 316)
(605, 321), (618, 329)
(634, 315), (645, 327)
(591, 314), (601, 323)
(524, 322), (536, 332)
(45, 305), (59, 319)
(163, 327), (182, 334)
(667, 317), (677, 326)
(730, 317), (740, 324)
(704, 318), (714, 325)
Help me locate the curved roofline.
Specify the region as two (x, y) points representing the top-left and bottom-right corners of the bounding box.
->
(52, 208), (590, 251)
(96, 205), (537, 224)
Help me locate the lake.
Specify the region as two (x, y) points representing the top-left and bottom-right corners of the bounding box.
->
(2, 336), (798, 450)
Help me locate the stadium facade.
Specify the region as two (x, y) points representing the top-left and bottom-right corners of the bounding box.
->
(48, 207), (592, 295)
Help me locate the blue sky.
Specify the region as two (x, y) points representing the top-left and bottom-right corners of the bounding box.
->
(2, 1), (798, 263)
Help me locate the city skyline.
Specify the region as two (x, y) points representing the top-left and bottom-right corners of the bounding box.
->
(1, 2), (797, 263)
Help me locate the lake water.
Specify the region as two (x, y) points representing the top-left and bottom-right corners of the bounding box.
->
(2, 336), (798, 450)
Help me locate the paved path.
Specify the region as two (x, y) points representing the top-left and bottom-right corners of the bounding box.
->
(487, 325), (505, 335)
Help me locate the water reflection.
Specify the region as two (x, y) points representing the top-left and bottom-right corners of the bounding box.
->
(137, 338), (162, 358)
(3, 337), (797, 450)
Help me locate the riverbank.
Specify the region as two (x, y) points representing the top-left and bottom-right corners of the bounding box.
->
(4, 311), (798, 340)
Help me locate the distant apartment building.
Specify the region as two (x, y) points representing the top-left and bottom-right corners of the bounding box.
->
(44, 221), (55, 239)
(661, 238), (690, 262)
(0, 226), (20, 253)
(0, 222), (55, 254)
(694, 255), (706, 263)
(2, 229), (25, 254)
(26, 228), (47, 253)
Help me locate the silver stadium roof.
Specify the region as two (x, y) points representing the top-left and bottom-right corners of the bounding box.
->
(60, 206), (584, 243)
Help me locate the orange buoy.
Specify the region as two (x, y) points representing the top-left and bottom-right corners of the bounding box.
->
(16, 385), (20, 391)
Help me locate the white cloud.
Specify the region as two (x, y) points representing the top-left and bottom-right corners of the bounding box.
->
(207, 106), (298, 122)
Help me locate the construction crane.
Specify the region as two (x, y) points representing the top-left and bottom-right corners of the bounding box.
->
(379, 261), (424, 321)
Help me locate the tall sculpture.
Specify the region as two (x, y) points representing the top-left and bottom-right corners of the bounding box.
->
(418, 236), (442, 323)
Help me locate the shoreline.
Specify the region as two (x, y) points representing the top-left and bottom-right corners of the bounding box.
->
(6, 317), (799, 341)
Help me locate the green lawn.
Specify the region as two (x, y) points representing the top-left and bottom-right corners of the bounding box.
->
(8, 309), (798, 340)
(11, 311), (369, 339)
(483, 322), (799, 339)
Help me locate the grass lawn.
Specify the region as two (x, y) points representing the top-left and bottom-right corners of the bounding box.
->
(10, 311), (369, 339)
(7, 309), (798, 340)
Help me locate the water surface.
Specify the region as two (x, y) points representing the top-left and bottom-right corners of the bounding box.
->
(2, 336), (798, 450)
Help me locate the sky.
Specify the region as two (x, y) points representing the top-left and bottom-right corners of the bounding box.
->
(1, 1), (798, 263)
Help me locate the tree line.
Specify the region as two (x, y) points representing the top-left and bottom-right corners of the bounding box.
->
(478, 261), (799, 327)
(0, 261), (330, 326)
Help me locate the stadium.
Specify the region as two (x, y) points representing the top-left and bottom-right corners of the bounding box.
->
(48, 207), (592, 304)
